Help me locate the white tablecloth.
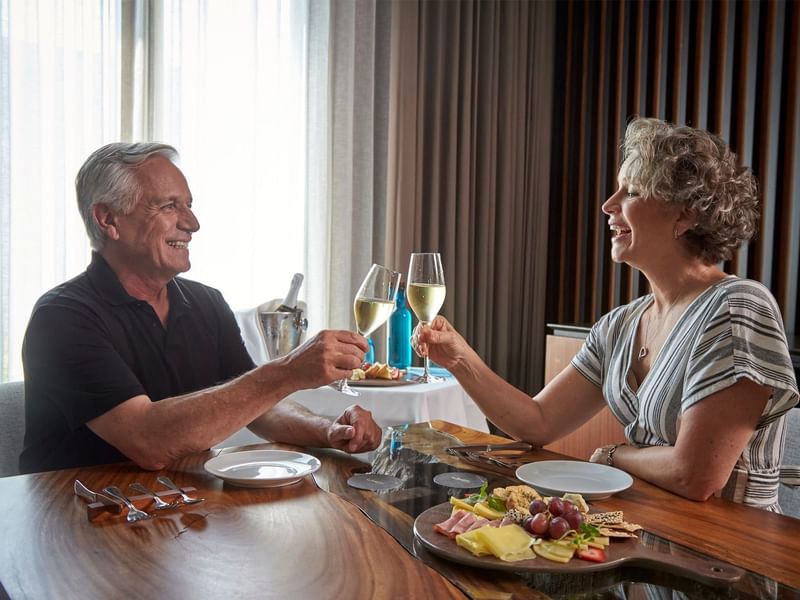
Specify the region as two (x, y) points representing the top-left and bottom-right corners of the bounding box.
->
(215, 375), (488, 448)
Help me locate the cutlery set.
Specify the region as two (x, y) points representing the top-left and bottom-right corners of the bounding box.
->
(74, 477), (204, 523)
(445, 441), (534, 470)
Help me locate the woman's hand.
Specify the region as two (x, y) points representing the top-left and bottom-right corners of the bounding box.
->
(413, 315), (472, 373)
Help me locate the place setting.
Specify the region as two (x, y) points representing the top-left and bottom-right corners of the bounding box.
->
(74, 476), (204, 522)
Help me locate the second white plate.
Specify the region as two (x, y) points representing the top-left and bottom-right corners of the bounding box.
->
(515, 460), (633, 500)
(204, 449), (321, 488)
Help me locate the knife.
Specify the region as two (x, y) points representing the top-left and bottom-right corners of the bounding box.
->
(74, 479), (123, 514)
(445, 441), (533, 454)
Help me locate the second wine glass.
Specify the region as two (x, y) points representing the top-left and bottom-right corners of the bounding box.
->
(334, 264), (402, 396)
(407, 252), (446, 383)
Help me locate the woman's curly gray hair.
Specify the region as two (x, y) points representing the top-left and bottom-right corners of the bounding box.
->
(620, 117), (759, 264)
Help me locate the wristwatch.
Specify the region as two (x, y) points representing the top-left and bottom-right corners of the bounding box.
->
(606, 443), (622, 466)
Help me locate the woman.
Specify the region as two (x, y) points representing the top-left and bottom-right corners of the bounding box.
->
(417, 118), (798, 511)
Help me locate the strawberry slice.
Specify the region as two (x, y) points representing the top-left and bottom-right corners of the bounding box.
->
(576, 547), (606, 563)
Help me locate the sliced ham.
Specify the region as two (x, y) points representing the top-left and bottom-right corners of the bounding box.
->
(434, 510), (508, 539)
(433, 510), (469, 536)
(464, 517), (491, 532)
(449, 511), (482, 537)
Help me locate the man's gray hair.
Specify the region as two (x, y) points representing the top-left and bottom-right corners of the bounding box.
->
(76, 142), (179, 250)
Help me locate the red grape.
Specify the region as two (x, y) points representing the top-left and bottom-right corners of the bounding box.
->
(564, 510), (584, 531)
(548, 516), (570, 540)
(529, 512), (550, 535)
(547, 497), (565, 517)
(529, 499), (547, 515)
(561, 500), (575, 514)
(522, 515), (534, 533)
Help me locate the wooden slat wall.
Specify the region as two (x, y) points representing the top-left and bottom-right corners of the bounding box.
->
(547, 0), (800, 334)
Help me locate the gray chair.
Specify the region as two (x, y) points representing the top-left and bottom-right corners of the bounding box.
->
(0, 381), (24, 477)
(779, 407), (800, 518)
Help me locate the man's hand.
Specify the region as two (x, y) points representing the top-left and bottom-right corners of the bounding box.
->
(278, 330), (368, 389)
(326, 405), (382, 453)
(413, 316), (470, 371)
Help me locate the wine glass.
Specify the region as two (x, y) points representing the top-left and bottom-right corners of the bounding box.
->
(406, 252), (446, 383)
(333, 264), (402, 396)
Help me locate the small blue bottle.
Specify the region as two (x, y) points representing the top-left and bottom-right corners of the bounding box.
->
(365, 337), (375, 364)
(388, 283), (412, 369)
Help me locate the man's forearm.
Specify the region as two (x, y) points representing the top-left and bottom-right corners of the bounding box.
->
(89, 361), (302, 469)
(247, 400), (332, 448)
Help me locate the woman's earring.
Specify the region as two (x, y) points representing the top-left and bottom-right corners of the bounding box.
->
(673, 226), (679, 240)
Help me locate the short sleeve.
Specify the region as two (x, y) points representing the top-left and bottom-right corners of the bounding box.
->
(570, 314), (612, 388)
(683, 282), (799, 420)
(213, 291), (257, 379)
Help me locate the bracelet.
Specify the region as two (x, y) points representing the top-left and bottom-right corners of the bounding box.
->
(606, 443), (622, 467)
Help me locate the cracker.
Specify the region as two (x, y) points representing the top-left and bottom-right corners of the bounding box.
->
(598, 527), (639, 538)
(586, 511), (624, 525)
(604, 521), (642, 533)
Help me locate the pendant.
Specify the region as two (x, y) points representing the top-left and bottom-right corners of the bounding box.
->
(638, 346), (648, 360)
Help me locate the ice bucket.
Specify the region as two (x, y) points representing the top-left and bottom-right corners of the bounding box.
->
(258, 310), (308, 360)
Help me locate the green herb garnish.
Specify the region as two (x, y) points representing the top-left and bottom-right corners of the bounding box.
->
(486, 496), (507, 512)
(464, 481), (489, 505)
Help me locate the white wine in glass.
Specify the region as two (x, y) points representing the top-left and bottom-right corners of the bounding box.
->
(407, 252), (446, 383)
(334, 264), (402, 396)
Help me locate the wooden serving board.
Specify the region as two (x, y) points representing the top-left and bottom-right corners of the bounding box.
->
(413, 502), (744, 587)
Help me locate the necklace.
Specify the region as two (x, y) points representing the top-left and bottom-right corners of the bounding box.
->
(638, 301), (682, 360)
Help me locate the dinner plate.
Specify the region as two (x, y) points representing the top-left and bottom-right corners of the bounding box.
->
(412, 502), (742, 585)
(204, 449), (321, 488)
(347, 377), (416, 387)
(515, 460), (633, 500)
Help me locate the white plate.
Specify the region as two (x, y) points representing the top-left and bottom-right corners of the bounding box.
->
(515, 460), (633, 500)
(204, 449), (321, 488)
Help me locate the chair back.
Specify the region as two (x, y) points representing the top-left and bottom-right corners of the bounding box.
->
(0, 381), (24, 477)
(779, 407), (800, 518)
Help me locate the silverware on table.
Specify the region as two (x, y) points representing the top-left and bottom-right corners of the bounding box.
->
(102, 486), (155, 523)
(445, 441), (533, 454)
(157, 476), (204, 504)
(462, 451), (517, 469)
(73, 479), (123, 514)
(129, 482), (178, 510)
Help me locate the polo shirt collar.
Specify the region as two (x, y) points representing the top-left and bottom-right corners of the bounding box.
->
(87, 251), (192, 310)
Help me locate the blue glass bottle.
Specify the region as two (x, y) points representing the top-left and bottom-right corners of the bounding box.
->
(365, 337), (375, 364)
(388, 283), (412, 369)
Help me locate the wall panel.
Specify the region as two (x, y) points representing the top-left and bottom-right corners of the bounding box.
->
(548, 0), (800, 335)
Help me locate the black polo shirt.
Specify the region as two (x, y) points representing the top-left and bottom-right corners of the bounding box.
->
(20, 252), (255, 473)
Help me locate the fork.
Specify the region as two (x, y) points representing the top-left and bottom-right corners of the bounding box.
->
(129, 482), (178, 510)
(464, 450), (515, 469)
(102, 486), (155, 523)
(157, 476), (204, 504)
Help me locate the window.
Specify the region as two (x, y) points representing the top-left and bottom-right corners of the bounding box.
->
(0, 0), (309, 380)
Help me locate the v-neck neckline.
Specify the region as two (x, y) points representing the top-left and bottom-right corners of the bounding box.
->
(623, 276), (736, 394)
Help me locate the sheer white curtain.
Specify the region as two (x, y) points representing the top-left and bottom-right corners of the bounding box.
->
(305, 0), (391, 336)
(147, 0), (308, 314)
(0, 0), (122, 380)
(0, 0), (388, 381)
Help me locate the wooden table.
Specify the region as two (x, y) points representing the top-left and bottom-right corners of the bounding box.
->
(0, 421), (798, 599)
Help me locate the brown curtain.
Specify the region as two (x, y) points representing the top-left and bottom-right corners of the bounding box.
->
(385, 0), (555, 395)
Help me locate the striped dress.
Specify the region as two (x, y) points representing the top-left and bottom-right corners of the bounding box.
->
(572, 276), (799, 512)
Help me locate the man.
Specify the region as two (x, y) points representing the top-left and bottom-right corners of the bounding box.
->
(20, 142), (380, 473)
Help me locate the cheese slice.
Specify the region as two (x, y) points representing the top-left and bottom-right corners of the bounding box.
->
(469, 525), (535, 562)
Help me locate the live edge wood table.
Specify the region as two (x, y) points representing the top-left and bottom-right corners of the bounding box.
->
(1, 421), (798, 599)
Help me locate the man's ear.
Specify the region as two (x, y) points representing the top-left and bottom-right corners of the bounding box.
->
(92, 204), (120, 241)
